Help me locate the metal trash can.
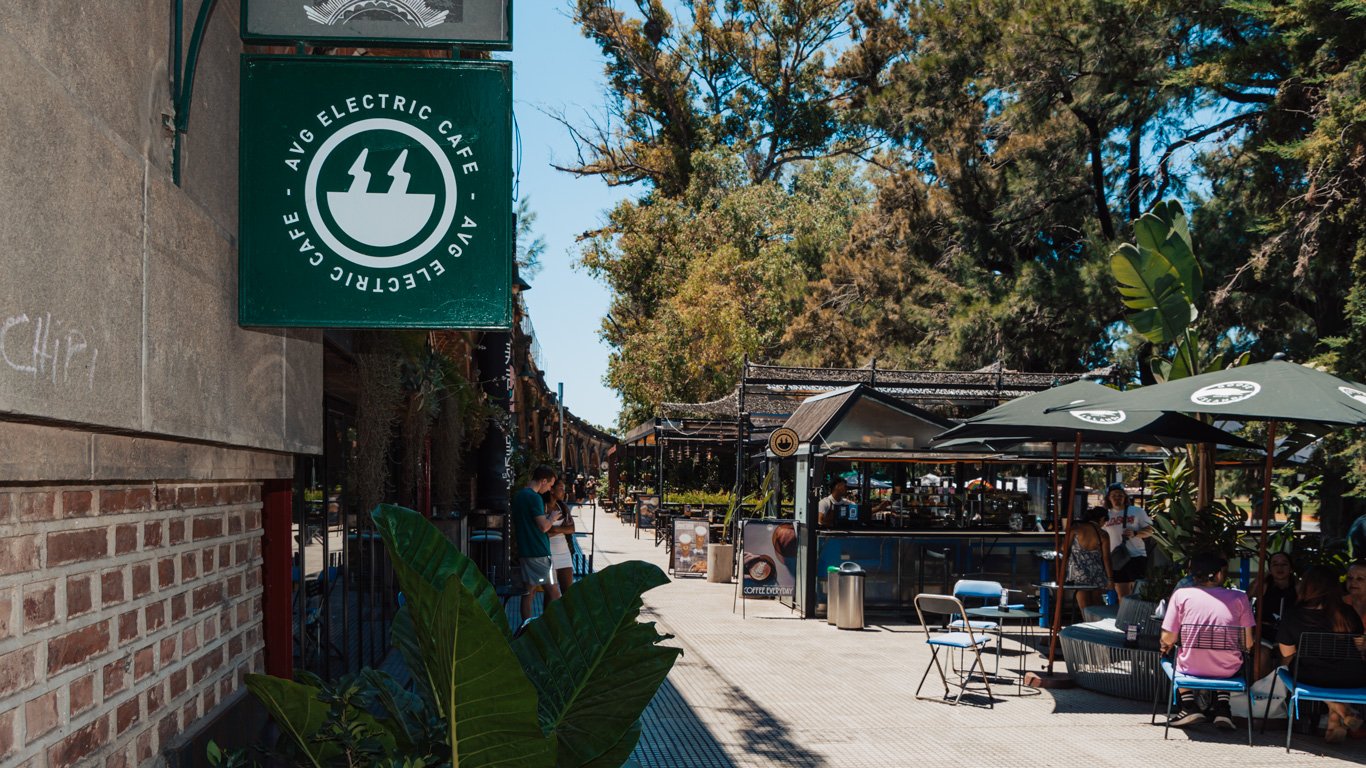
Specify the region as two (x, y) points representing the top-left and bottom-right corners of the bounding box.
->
(826, 565), (841, 625)
(835, 561), (866, 630)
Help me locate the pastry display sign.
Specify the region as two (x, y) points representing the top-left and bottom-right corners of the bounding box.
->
(239, 56), (512, 328)
(670, 518), (711, 578)
(243, 0), (512, 49)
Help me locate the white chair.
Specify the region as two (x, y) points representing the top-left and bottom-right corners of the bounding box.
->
(914, 593), (995, 707)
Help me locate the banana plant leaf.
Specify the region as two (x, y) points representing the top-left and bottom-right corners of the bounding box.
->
(511, 561), (682, 768)
(580, 721), (643, 768)
(1134, 200), (1201, 300)
(373, 503), (511, 639)
(376, 505), (555, 768)
(244, 675), (343, 768)
(1111, 201), (1202, 346)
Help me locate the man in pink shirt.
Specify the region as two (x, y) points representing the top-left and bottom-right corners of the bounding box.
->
(1159, 551), (1254, 730)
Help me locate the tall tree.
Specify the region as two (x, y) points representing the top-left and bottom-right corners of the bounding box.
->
(563, 0), (868, 193)
(804, 0), (1264, 370)
(567, 1), (870, 424)
(581, 154), (870, 425)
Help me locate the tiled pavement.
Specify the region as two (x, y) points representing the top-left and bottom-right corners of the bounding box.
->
(581, 507), (1366, 767)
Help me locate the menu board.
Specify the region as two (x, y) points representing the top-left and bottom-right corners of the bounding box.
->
(740, 520), (798, 598)
(670, 519), (711, 578)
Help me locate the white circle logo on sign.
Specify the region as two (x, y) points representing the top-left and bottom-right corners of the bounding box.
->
(305, 118), (457, 269)
(1070, 409), (1126, 425)
(1338, 386), (1366, 406)
(1190, 381), (1261, 406)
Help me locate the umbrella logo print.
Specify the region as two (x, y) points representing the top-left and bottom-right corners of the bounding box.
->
(1339, 386), (1366, 406)
(1190, 381), (1261, 405)
(1071, 409), (1126, 425)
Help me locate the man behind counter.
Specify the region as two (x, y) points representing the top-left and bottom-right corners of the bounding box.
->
(817, 477), (849, 528)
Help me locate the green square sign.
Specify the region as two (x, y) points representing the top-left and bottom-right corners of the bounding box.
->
(239, 56), (512, 329)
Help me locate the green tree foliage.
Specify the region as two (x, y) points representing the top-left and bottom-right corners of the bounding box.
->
(793, 0), (1224, 372)
(562, 0), (868, 193)
(581, 153), (870, 425)
(567, 0), (1366, 510)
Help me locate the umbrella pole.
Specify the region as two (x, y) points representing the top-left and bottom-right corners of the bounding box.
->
(1047, 433), (1083, 673)
(1252, 421), (1277, 652)
(1051, 441), (1061, 557)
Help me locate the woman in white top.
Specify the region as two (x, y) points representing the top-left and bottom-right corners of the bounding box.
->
(1101, 483), (1154, 599)
(542, 478), (577, 592)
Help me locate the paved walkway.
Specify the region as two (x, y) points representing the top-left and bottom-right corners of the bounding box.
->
(579, 507), (1366, 767)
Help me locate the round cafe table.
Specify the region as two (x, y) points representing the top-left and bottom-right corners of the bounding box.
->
(964, 606), (1044, 694)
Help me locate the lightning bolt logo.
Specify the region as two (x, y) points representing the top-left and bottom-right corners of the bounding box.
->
(345, 148), (371, 193)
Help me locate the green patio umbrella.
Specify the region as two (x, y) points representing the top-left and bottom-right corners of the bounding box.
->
(932, 380), (1258, 450)
(1043, 358), (1366, 426)
(1044, 358), (1366, 649)
(931, 380), (1255, 674)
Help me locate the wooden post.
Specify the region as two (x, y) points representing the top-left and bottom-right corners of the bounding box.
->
(261, 478), (294, 678)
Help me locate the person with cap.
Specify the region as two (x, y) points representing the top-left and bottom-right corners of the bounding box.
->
(1101, 482), (1153, 599)
(1159, 551), (1255, 730)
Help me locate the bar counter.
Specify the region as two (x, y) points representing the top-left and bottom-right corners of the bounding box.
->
(803, 528), (1057, 618)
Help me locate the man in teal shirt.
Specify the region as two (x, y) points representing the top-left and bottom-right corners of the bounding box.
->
(513, 465), (561, 622)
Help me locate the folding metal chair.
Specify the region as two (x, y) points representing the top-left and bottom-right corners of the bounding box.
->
(913, 593), (994, 707)
(950, 579), (1005, 674)
(1272, 632), (1366, 752)
(1151, 623), (1253, 745)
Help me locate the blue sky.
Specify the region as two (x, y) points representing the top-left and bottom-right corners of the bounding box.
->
(499, 4), (630, 431)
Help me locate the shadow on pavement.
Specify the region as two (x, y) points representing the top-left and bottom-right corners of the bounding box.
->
(718, 681), (827, 767)
(633, 676), (740, 768)
(632, 668), (828, 768)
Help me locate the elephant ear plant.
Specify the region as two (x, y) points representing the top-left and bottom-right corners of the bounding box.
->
(233, 504), (682, 767)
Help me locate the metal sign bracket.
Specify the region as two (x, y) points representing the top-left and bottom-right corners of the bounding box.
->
(170, 0), (223, 186)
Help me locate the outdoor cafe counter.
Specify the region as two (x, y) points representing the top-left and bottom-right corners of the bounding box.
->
(793, 529), (1058, 619)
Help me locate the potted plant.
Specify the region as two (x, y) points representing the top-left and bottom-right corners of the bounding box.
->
(218, 504), (681, 767)
(707, 469), (778, 583)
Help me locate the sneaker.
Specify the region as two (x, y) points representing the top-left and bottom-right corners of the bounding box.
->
(1169, 709), (1207, 728)
(1211, 708), (1236, 731)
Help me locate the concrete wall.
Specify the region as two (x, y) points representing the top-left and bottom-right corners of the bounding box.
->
(0, 3), (319, 765)
(0, 0), (323, 455)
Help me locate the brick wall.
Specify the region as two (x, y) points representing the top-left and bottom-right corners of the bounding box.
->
(0, 482), (266, 767)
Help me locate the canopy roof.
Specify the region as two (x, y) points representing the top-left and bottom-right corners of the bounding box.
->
(782, 384), (952, 454)
(658, 361), (1113, 422)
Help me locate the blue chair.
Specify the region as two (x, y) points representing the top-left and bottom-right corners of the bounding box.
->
(914, 593), (995, 708)
(951, 579), (1007, 673)
(1272, 632), (1366, 752)
(1151, 623), (1253, 745)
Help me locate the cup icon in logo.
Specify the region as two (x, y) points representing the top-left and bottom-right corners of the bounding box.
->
(327, 148), (436, 248)
(305, 118), (457, 269)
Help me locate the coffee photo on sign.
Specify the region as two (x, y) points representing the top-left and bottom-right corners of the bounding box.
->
(740, 520), (798, 598)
